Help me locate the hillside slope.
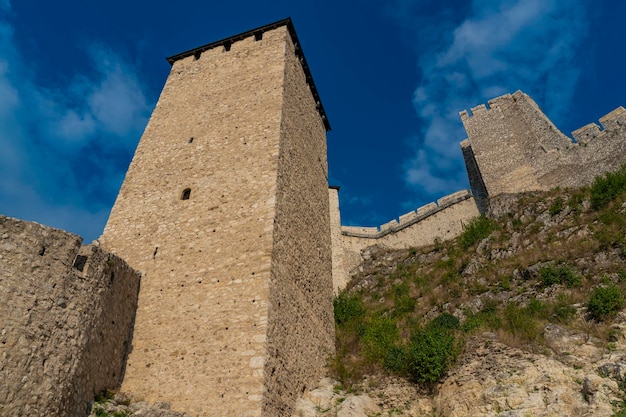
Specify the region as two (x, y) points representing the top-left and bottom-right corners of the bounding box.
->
(294, 170), (626, 417)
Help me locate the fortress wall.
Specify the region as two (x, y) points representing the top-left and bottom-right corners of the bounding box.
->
(538, 106), (626, 189)
(263, 33), (334, 415)
(461, 91), (626, 198)
(460, 91), (574, 196)
(0, 215), (139, 417)
(338, 192), (479, 282)
(100, 27), (289, 416)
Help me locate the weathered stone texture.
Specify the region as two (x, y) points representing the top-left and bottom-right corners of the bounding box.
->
(461, 91), (626, 197)
(263, 34), (334, 415)
(0, 215), (139, 417)
(101, 23), (333, 417)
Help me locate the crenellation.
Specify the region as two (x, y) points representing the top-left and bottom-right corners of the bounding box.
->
(437, 189), (471, 206)
(470, 103), (488, 115)
(599, 106), (626, 130)
(417, 202), (439, 216)
(399, 210), (418, 225)
(572, 123), (602, 144)
(380, 219), (399, 232)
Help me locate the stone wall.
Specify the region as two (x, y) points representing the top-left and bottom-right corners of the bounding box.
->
(262, 33), (335, 415)
(0, 215), (140, 417)
(329, 187), (348, 292)
(460, 91), (626, 197)
(100, 20), (332, 417)
(336, 191), (480, 282)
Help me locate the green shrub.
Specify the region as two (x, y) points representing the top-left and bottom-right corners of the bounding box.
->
(429, 312), (460, 330)
(459, 216), (497, 249)
(590, 165), (626, 209)
(539, 264), (581, 288)
(384, 345), (408, 373)
(334, 292), (365, 325)
(587, 285), (625, 321)
(406, 323), (458, 385)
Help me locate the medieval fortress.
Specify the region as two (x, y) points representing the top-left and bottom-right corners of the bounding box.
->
(2, 18), (626, 417)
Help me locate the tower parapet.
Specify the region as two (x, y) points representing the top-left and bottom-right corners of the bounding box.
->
(460, 91), (626, 198)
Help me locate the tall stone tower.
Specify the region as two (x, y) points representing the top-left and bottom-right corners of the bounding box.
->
(100, 19), (334, 417)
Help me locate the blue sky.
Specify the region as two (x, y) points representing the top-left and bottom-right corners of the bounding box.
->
(1, 0), (625, 242)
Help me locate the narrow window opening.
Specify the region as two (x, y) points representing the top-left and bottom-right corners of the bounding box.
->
(188, 137), (194, 143)
(74, 255), (87, 272)
(223, 41), (232, 52)
(181, 188), (191, 200)
(194, 50), (202, 60)
(254, 31), (263, 41)
(110, 272), (115, 283)
(38, 246), (46, 256)
(153, 247), (159, 259)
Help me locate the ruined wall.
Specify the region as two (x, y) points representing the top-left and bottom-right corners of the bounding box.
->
(100, 21), (332, 417)
(0, 215), (139, 417)
(337, 191), (480, 281)
(461, 91), (626, 197)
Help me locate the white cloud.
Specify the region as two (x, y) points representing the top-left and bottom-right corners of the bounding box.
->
(396, 0), (588, 201)
(0, 8), (151, 241)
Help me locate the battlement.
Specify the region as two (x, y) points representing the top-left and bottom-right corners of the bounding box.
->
(459, 92), (520, 122)
(167, 18), (330, 132)
(572, 106), (626, 143)
(341, 190), (472, 239)
(460, 90), (626, 198)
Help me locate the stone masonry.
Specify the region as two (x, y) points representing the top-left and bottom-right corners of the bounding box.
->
(99, 19), (334, 417)
(460, 90), (626, 199)
(0, 215), (140, 417)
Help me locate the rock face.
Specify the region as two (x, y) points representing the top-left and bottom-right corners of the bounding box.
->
(435, 333), (620, 417)
(294, 324), (626, 417)
(0, 215), (141, 417)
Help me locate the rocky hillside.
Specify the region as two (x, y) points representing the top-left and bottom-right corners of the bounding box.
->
(294, 168), (626, 417)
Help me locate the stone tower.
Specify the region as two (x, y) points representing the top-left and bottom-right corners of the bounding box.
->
(100, 19), (335, 417)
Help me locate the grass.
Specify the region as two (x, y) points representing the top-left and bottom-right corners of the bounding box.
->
(332, 167), (626, 390)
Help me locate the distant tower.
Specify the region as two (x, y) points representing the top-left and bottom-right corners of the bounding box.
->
(101, 19), (334, 417)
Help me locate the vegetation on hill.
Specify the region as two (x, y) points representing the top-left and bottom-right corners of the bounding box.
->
(331, 166), (626, 393)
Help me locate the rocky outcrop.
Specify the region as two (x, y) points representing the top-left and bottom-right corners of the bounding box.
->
(294, 321), (626, 416)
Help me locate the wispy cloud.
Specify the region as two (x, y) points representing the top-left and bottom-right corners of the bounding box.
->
(393, 0), (588, 201)
(0, 3), (151, 241)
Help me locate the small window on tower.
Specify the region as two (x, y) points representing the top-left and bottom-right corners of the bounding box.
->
(181, 188), (191, 200)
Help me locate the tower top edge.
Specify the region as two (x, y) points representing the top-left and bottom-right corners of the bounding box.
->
(165, 17), (331, 131)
